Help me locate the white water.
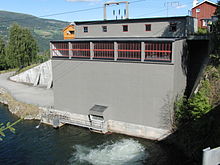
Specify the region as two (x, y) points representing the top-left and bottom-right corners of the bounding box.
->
(69, 139), (147, 165)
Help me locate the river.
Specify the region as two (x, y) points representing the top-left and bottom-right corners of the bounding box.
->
(0, 103), (191, 165)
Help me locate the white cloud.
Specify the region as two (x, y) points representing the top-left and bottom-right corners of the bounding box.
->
(66, 0), (101, 2)
(176, 4), (187, 9)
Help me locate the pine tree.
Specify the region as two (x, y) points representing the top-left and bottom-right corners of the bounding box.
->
(0, 36), (7, 70)
(7, 24), (38, 68)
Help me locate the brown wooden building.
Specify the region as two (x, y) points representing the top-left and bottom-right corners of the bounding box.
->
(192, 0), (217, 28)
(63, 24), (75, 40)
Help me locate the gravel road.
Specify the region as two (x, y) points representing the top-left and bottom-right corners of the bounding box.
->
(0, 72), (53, 107)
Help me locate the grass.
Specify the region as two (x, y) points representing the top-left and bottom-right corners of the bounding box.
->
(0, 68), (18, 74)
(15, 63), (39, 75)
(34, 29), (52, 38)
(204, 64), (220, 106)
(0, 63), (42, 81)
(0, 63), (40, 76)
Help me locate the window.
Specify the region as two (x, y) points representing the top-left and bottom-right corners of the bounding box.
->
(83, 26), (88, 33)
(202, 20), (208, 27)
(196, 8), (200, 13)
(169, 23), (177, 32)
(69, 31), (75, 34)
(118, 42), (141, 60)
(145, 24), (151, 31)
(145, 42), (172, 62)
(123, 25), (128, 32)
(102, 26), (107, 32)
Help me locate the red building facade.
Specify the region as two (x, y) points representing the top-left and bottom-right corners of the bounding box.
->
(192, 0), (217, 28)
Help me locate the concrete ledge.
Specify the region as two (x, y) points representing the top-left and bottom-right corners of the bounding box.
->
(40, 108), (170, 140)
(108, 120), (171, 141)
(41, 108), (89, 124)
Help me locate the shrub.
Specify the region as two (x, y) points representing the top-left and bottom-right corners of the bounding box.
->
(197, 28), (209, 35)
(188, 91), (212, 119)
(174, 81), (212, 127)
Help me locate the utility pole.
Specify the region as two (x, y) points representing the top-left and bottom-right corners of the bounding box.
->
(164, 1), (180, 17)
(104, 1), (129, 20)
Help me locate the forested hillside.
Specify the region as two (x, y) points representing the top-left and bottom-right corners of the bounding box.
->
(0, 10), (69, 51)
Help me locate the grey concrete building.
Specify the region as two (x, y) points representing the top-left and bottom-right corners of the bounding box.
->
(50, 16), (208, 140)
(74, 16), (197, 38)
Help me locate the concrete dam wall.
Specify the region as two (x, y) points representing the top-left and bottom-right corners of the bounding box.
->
(10, 60), (53, 88)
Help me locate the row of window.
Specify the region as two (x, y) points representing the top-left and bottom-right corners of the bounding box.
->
(83, 23), (177, 33)
(52, 42), (172, 62)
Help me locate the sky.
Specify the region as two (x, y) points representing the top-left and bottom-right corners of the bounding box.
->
(0, 0), (218, 22)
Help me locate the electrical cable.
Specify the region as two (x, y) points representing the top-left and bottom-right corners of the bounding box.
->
(0, 0), (148, 23)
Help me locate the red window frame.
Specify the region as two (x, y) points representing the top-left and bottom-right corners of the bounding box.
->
(122, 25), (128, 32)
(144, 42), (172, 62)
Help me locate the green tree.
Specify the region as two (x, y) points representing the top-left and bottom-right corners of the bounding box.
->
(7, 24), (38, 68)
(0, 36), (7, 70)
(36, 50), (50, 63)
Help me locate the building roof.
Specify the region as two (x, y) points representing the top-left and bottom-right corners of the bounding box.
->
(51, 37), (180, 43)
(62, 24), (74, 32)
(192, 0), (217, 9)
(89, 105), (107, 116)
(74, 16), (190, 25)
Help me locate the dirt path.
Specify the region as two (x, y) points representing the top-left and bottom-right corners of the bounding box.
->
(0, 72), (53, 107)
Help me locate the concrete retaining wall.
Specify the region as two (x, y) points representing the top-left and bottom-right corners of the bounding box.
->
(108, 120), (170, 140)
(10, 60), (52, 88)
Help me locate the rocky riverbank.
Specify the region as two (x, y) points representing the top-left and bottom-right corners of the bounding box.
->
(0, 87), (72, 128)
(0, 88), (42, 120)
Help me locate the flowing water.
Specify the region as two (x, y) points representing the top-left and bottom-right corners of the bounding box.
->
(0, 104), (191, 165)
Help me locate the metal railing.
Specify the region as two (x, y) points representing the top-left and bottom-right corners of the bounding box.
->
(41, 111), (104, 131)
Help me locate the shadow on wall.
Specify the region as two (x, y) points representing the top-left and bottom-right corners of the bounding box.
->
(159, 42), (188, 130)
(184, 40), (210, 97)
(161, 23), (210, 98)
(159, 93), (175, 130)
(181, 41), (189, 77)
(160, 21), (186, 38)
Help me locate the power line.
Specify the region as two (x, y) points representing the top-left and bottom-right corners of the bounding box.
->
(0, 6), (103, 23)
(134, 1), (193, 17)
(39, 7), (103, 18)
(0, 0), (148, 23)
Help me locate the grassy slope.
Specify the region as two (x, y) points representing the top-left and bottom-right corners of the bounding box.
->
(162, 64), (220, 165)
(0, 10), (69, 51)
